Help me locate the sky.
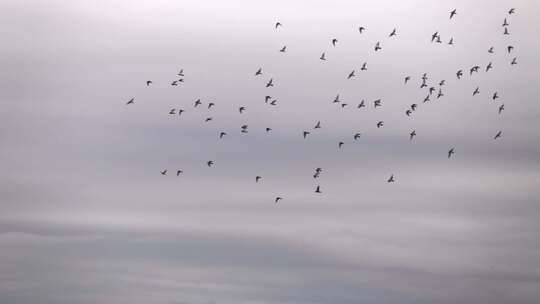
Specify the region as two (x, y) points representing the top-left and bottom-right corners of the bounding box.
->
(1, 0), (540, 303)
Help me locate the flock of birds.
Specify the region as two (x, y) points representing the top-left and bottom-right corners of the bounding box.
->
(125, 8), (518, 204)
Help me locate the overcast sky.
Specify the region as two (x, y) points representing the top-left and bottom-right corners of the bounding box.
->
(1, 0), (540, 303)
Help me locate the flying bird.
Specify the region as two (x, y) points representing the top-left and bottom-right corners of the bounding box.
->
(315, 185), (322, 193)
(332, 38), (338, 46)
(241, 125), (248, 133)
(279, 45), (287, 52)
(503, 18), (509, 27)
(361, 62), (367, 71)
(176, 170), (183, 176)
(494, 131), (502, 140)
(338, 141), (344, 149)
(508, 8), (515, 14)
(256, 176), (262, 183)
(450, 9), (457, 19)
(387, 174), (395, 183)
(456, 70), (463, 79)
(498, 104), (505, 114)
(314, 121), (321, 129)
(358, 100), (365, 108)
(275, 197), (282, 203)
(488, 46), (494, 53)
(255, 68), (262, 76)
(448, 38), (454, 45)
(265, 95), (272, 103)
(377, 121), (384, 128)
(146, 80), (152, 86)
(207, 161), (214, 167)
(504, 27), (509, 35)
(486, 62), (493, 72)
(507, 45), (514, 53)
(177, 69), (184, 76)
(275, 22), (282, 28)
(411, 104), (417, 111)
(320, 52), (326, 60)
(169, 108), (176, 115)
(404, 76), (411, 84)
(406, 109), (412, 116)
(341, 103), (348, 108)
(348, 70), (355, 79)
(126, 98), (134, 105)
(239, 106), (246, 113)
(389, 28), (397, 37)
(208, 102), (215, 109)
(473, 87), (480, 96)
(265, 127), (272, 133)
(359, 26), (365, 33)
(333, 94), (341, 103)
(219, 132), (227, 139)
(374, 42), (382, 51)
(354, 133), (361, 140)
(492, 92), (499, 100)
(160, 170), (167, 175)
(448, 148), (455, 159)
(374, 99), (382, 108)
(194, 99), (202, 107)
(410, 130), (416, 140)
(266, 78), (274, 87)
(205, 117), (213, 122)
(431, 31), (439, 42)
(303, 131), (310, 139)
(511, 57), (517, 65)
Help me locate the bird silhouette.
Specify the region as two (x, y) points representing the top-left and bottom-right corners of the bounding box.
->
(358, 100), (366, 108)
(314, 121), (321, 129)
(456, 70), (463, 79)
(410, 130), (416, 140)
(411, 104), (417, 111)
(492, 92), (499, 100)
(374, 42), (382, 51)
(275, 197), (282, 203)
(448, 148), (455, 159)
(504, 27), (509, 35)
(255, 68), (262, 76)
(387, 174), (395, 183)
(270, 99), (278, 106)
(266, 78), (274, 87)
(498, 104), (505, 114)
(473, 87), (480, 96)
(354, 133), (361, 140)
(389, 28), (397, 37)
(486, 62), (493, 72)
(176, 170), (183, 176)
(178, 109), (185, 116)
(256, 176), (262, 183)
(448, 38), (454, 45)
(341, 103), (348, 108)
(431, 31), (439, 42)
(315, 185), (322, 193)
(219, 132), (226, 139)
(126, 98), (134, 105)
(265, 127), (272, 133)
(333, 94), (341, 103)
(279, 45), (287, 52)
(161, 170), (167, 175)
(511, 57), (517, 65)
(338, 141), (344, 149)
(208, 102), (215, 109)
(488, 46), (494, 53)
(450, 9), (457, 19)
(177, 69), (184, 76)
(507, 45), (514, 53)
(239, 106), (246, 113)
(359, 26), (365, 33)
(406, 109), (412, 116)
(205, 117), (213, 122)
(194, 99), (202, 107)
(320, 52), (326, 60)
(361, 62), (367, 71)
(404, 76), (411, 84)
(377, 121), (384, 128)
(332, 38), (338, 46)
(494, 131), (502, 140)
(348, 70), (355, 79)
(275, 22), (282, 28)
(146, 80), (152, 86)
(265, 95), (272, 103)
(508, 8), (515, 14)
(241, 125), (248, 133)
(303, 131), (310, 139)
(503, 18), (509, 27)
(169, 108), (176, 115)
(207, 161), (214, 167)
(374, 99), (382, 108)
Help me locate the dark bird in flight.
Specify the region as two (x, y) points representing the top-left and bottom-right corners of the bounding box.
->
(205, 117), (213, 122)
(161, 169), (167, 175)
(358, 100), (365, 108)
(410, 130), (416, 140)
(511, 57), (517, 65)
(486, 62), (493, 72)
(279, 45), (287, 52)
(126, 98), (134, 105)
(265, 95), (272, 103)
(473, 87), (480, 96)
(406, 109), (412, 116)
(303, 131), (310, 139)
(508, 8), (515, 14)
(270, 99), (277, 105)
(178, 109), (185, 116)
(389, 28), (397, 37)
(374, 42), (382, 51)
(492, 92), (499, 100)
(404, 76), (411, 84)
(348, 70), (356, 79)
(387, 174), (395, 183)
(488, 46), (494, 53)
(275, 197), (282, 204)
(218, 131), (227, 139)
(194, 99), (202, 107)
(208, 102), (215, 109)
(504, 27), (509, 35)
(241, 125), (248, 133)
(498, 104), (505, 114)
(439, 80), (446, 86)
(255, 68), (262, 76)
(354, 133), (361, 140)
(171, 81), (178, 86)
(333, 94), (341, 103)
(314, 121), (321, 129)
(411, 104), (417, 111)
(422, 73), (428, 81)
(169, 108), (176, 115)
(266, 127), (272, 133)
(177, 69), (184, 77)
(320, 52), (326, 60)
(507, 45), (514, 53)
(275, 22), (282, 28)
(207, 161), (214, 167)
(448, 38), (454, 45)
(374, 99), (382, 108)
(503, 18), (509, 27)
(239, 106), (246, 113)
(315, 185), (322, 193)
(332, 38), (338, 46)
(266, 78), (274, 87)
(377, 121), (384, 128)
(448, 148), (455, 159)
(431, 31), (439, 42)
(423, 95), (430, 103)
(256, 176), (262, 183)
(359, 26), (365, 33)
(146, 80), (152, 86)
(450, 9), (457, 19)
(494, 131), (502, 140)
(341, 103), (348, 108)
(338, 141), (344, 149)
(470, 65), (480, 75)
(437, 88), (444, 99)
(456, 70), (463, 79)
(361, 62), (367, 71)
(429, 87), (436, 95)
(176, 170), (183, 176)
(436, 36), (442, 43)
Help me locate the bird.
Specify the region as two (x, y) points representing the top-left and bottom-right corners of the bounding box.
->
(494, 131), (502, 140)
(239, 106), (246, 113)
(448, 38), (454, 45)
(265, 95), (272, 103)
(387, 174), (395, 183)
(473, 87), (480, 96)
(332, 38), (338, 46)
(470, 65), (480, 75)
(423, 95), (430, 103)
(429, 87), (436, 95)
(208, 102), (215, 109)
(338, 141), (344, 149)
(303, 131), (310, 139)
(265, 127), (272, 133)
(256, 176), (262, 183)
(320, 52), (326, 60)
(178, 109), (185, 116)
(504, 27), (509, 35)
(255, 68), (262, 76)
(266, 78), (274, 87)
(374, 42), (382, 51)
(498, 104), (505, 114)
(377, 121), (384, 128)
(508, 8), (515, 14)
(341, 103), (348, 108)
(358, 100), (365, 108)
(410, 130), (416, 140)
(437, 88), (444, 99)
(486, 62), (493, 72)
(503, 18), (509, 27)
(354, 133), (361, 140)
(361, 62), (367, 71)
(205, 117), (213, 122)
(171, 81), (178, 86)
(194, 99), (202, 107)
(169, 108), (176, 115)
(275, 197), (282, 204)
(456, 70), (463, 79)
(241, 125), (248, 133)
(411, 104), (417, 111)
(389, 28), (397, 37)
(279, 45), (287, 52)
(270, 99), (277, 106)
(404, 76), (411, 84)
(431, 31), (439, 42)
(275, 22), (282, 28)
(315, 185), (322, 193)
(160, 170), (167, 175)
(507, 45), (514, 53)
(207, 161), (214, 167)
(359, 26), (365, 33)
(176, 170), (183, 176)
(177, 69), (184, 76)
(348, 70), (355, 79)
(488, 46), (494, 53)
(448, 148), (455, 159)
(219, 132), (226, 139)
(439, 80), (446, 86)
(450, 9), (457, 19)
(314, 121), (321, 129)
(126, 98), (134, 105)
(492, 92), (499, 100)
(146, 80), (152, 86)
(333, 94), (341, 103)
(406, 109), (412, 116)
(511, 57), (517, 65)
(374, 99), (382, 108)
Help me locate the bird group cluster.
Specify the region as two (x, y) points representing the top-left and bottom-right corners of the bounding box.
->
(125, 8), (518, 204)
